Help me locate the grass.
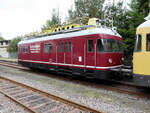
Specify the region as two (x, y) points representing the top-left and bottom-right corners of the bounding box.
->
(0, 57), (17, 62)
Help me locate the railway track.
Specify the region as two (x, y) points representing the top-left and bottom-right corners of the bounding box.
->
(0, 75), (102, 113)
(0, 60), (150, 101)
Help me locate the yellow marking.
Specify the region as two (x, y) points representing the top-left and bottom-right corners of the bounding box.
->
(133, 27), (150, 75)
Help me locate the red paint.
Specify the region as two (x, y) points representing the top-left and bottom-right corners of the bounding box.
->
(18, 33), (123, 70)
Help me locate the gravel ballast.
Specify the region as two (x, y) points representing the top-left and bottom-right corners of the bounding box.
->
(0, 93), (28, 113)
(0, 65), (150, 113)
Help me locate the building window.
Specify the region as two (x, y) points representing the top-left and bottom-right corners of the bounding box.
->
(23, 45), (28, 53)
(61, 42), (64, 52)
(88, 40), (93, 52)
(69, 41), (72, 52)
(146, 34), (150, 51)
(134, 34), (142, 52)
(44, 43), (52, 53)
(65, 41), (68, 52)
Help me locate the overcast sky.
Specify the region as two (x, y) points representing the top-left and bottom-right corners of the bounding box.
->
(0, 0), (130, 40)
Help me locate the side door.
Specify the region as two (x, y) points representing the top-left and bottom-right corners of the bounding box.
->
(64, 40), (72, 64)
(57, 40), (64, 63)
(43, 42), (52, 62)
(22, 44), (29, 61)
(86, 39), (96, 68)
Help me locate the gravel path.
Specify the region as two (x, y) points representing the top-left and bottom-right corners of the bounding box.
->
(0, 65), (150, 113)
(0, 93), (28, 113)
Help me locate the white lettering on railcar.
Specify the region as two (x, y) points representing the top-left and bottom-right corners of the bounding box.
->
(30, 44), (40, 53)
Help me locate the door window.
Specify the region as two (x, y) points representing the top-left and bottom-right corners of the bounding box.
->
(44, 43), (52, 53)
(61, 42), (64, 52)
(69, 41), (72, 52)
(88, 40), (93, 52)
(65, 41), (68, 52)
(58, 41), (61, 52)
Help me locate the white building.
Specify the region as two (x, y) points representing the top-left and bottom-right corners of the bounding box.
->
(0, 40), (10, 58)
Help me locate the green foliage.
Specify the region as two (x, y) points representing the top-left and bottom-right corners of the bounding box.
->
(7, 37), (21, 53)
(41, 9), (61, 31)
(0, 37), (4, 41)
(67, 0), (150, 65)
(0, 33), (4, 41)
(68, 0), (105, 24)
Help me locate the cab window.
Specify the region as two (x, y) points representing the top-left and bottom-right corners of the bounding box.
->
(146, 34), (150, 51)
(97, 39), (105, 52)
(117, 40), (123, 52)
(134, 34), (141, 52)
(106, 39), (118, 52)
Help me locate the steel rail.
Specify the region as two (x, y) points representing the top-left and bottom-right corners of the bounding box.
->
(0, 75), (103, 113)
(0, 60), (150, 100)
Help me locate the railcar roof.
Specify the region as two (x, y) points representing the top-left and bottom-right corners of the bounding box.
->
(137, 14), (150, 29)
(18, 28), (122, 45)
(137, 20), (150, 29)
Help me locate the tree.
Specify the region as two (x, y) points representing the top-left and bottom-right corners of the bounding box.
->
(68, 0), (150, 65)
(68, 0), (105, 24)
(104, 0), (150, 64)
(41, 9), (61, 31)
(7, 37), (21, 53)
(104, 2), (134, 62)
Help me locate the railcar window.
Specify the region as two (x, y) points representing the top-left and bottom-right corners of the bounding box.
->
(23, 46), (28, 53)
(18, 47), (20, 53)
(69, 41), (72, 52)
(146, 34), (150, 51)
(117, 40), (123, 52)
(44, 43), (52, 53)
(65, 41), (68, 52)
(58, 42), (61, 52)
(134, 35), (141, 52)
(88, 40), (93, 52)
(106, 39), (118, 52)
(97, 39), (105, 52)
(61, 42), (64, 52)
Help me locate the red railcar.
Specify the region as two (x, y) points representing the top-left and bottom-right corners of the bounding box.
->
(18, 27), (123, 79)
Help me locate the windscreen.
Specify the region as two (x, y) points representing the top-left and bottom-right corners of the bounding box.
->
(97, 39), (123, 53)
(134, 35), (141, 52)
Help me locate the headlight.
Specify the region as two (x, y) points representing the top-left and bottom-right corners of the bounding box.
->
(108, 58), (112, 64)
(121, 58), (124, 61)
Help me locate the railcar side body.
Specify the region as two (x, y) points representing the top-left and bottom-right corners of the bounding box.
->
(18, 28), (123, 79)
(133, 15), (150, 87)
